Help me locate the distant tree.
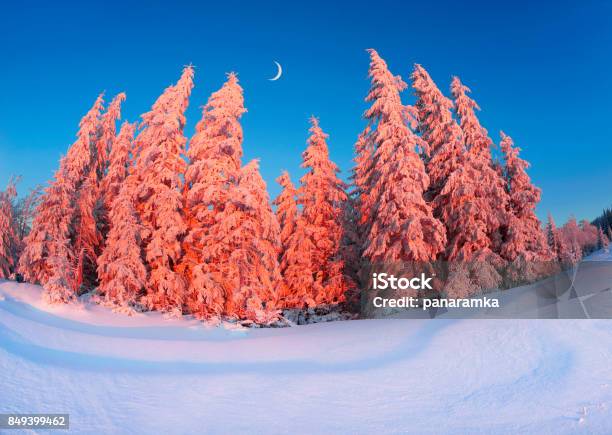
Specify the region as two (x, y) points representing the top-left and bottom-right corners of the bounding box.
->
(592, 207), (612, 233)
(130, 66), (194, 313)
(579, 219), (598, 254)
(360, 50), (446, 267)
(545, 213), (574, 266)
(12, 185), (43, 244)
(597, 226), (609, 252)
(546, 213), (562, 258)
(178, 72), (245, 318)
(97, 182), (146, 307)
(558, 217), (583, 264)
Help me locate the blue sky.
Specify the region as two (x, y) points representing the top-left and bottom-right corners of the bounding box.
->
(0, 0), (610, 224)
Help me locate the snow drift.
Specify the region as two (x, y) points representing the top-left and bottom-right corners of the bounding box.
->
(2, 267), (612, 434)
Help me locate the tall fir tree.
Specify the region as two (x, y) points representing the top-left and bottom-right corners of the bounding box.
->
(411, 64), (464, 201)
(100, 121), (136, 216)
(281, 118), (351, 308)
(351, 125), (374, 231)
(62, 94), (105, 187)
(130, 66), (194, 312)
(178, 73), (245, 318)
(273, 171), (298, 254)
(348, 124), (375, 292)
(19, 95), (104, 291)
(446, 76), (509, 259)
(273, 171), (301, 305)
(95, 93), (126, 180)
(94, 95), (128, 245)
(71, 169), (103, 292)
(360, 49), (446, 266)
(435, 77), (511, 295)
(40, 167), (80, 302)
(499, 131), (550, 264)
(71, 93), (125, 291)
(225, 160), (282, 321)
(97, 181), (147, 307)
(300, 117), (350, 304)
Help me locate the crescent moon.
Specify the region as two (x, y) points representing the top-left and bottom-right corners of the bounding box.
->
(269, 61), (283, 81)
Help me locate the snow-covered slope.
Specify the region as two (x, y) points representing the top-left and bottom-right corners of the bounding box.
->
(1, 274), (612, 434)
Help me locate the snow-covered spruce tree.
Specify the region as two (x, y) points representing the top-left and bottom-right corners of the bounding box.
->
(12, 185), (43, 257)
(499, 131), (551, 282)
(360, 50), (446, 269)
(346, 125), (375, 294)
(71, 170), (103, 292)
(70, 93), (126, 292)
(450, 77), (509, 254)
(178, 73), (245, 318)
(546, 213), (568, 264)
(301, 117), (351, 304)
(546, 213), (558, 253)
(95, 93), (126, 181)
(351, 125), (374, 232)
(273, 171), (298, 253)
(97, 181), (147, 307)
(557, 217), (583, 265)
(44, 235), (75, 304)
(281, 117), (351, 308)
(275, 170), (322, 309)
(440, 77), (510, 297)
(0, 180), (18, 278)
(100, 122), (135, 216)
(598, 226), (610, 252)
(130, 66), (194, 313)
(579, 219), (598, 253)
(224, 160), (282, 321)
(411, 64), (464, 202)
(94, 94), (127, 243)
(39, 168), (80, 303)
(19, 95), (104, 289)
(278, 216), (318, 308)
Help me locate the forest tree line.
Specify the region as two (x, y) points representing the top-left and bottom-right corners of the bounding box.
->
(0, 49), (607, 323)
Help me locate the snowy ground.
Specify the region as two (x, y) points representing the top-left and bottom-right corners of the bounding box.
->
(1, 252), (611, 434)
